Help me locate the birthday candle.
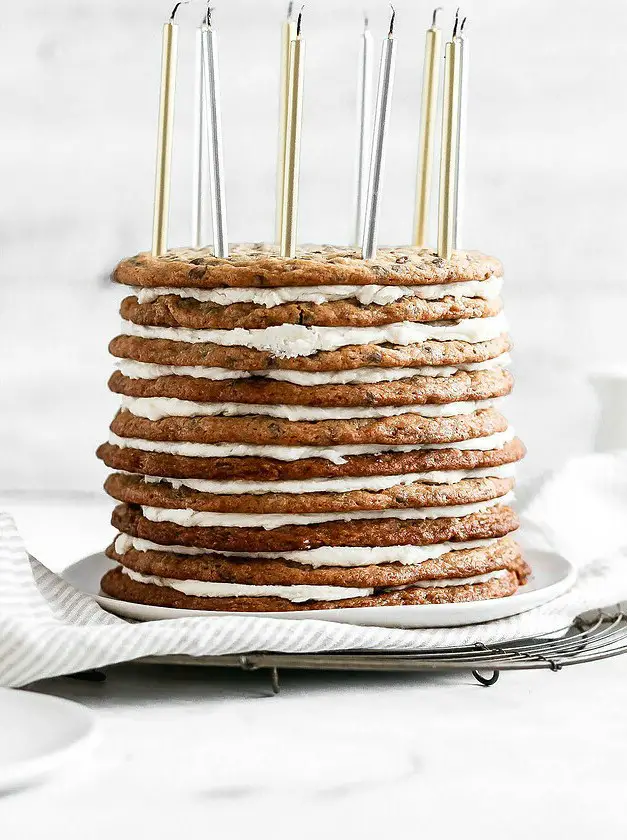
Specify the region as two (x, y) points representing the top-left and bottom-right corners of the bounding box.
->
(354, 14), (374, 247)
(151, 2), (182, 257)
(413, 8), (442, 249)
(201, 7), (229, 258)
(361, 7), (398, 261)
(280, 9), (306, 259)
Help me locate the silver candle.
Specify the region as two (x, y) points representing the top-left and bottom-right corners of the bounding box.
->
(201, 9), (229, 259)
(453, 14), (468, 249)
(361, 7), (397, 261)
(354, 14), (374, 247)
(192, 23), (208, 248)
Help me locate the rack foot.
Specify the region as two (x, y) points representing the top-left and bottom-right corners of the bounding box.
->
(472, 669), (500, 687)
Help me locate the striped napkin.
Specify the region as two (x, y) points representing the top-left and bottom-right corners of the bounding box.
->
(2, 453), (627, 688)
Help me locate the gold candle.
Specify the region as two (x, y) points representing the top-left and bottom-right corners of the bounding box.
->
(437, 31), (461, 259)
(413, 8), (442, 248)
(276, 4), (297, 244)
(280, 10), (305, 259)
(151, 3), (181, 257)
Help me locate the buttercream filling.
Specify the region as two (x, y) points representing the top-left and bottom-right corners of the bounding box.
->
(142, 462), (516, 493)
(120, 312), (508, 358)
(119, 566), (509, 603)
(116, 352), (511, 384)
(107, 427), (515, 464)
(131, 275), (503, 306)
(140, 491), (513, 528)
(113, 533), (499, 567)
(120, 395), (498, 421)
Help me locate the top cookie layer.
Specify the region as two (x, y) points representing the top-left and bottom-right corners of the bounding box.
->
(113, 245), (503, 290)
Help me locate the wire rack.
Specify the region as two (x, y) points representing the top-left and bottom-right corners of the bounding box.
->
(71, 603), (627, 691)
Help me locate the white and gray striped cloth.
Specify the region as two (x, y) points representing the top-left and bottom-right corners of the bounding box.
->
(3, 465), (627, 688)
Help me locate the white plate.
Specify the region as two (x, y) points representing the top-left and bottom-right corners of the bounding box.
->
(0, 689), (97, 793)
(63, 550), (576, 629)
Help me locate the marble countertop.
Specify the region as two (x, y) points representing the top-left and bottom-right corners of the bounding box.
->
(0, 495), (626, 836)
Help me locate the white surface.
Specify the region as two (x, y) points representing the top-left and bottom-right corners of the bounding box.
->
(1, 0), (626, 491)
(0, 689), (96, 793)
(63, 549), (576, 628)
(0, 496), (626, 836)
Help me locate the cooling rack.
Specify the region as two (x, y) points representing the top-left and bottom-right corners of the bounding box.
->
(71, 603), (627, 691)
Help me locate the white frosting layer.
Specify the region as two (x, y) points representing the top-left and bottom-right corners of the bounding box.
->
(108, 427), (515, 464)
(114, 534), (498, 567)
(121, 567), (369, 602)
(117, 352), (511, 384)
(120, 395), (497, 421)
(120, 312), (508, 358)
(407, 570), (508, 589)
(118, 362), (250, 381)
(143, 462), (516, 494)
(120, 566), (508, 602)
(140, 491), (513, 529)
(131, 276), (503, 306)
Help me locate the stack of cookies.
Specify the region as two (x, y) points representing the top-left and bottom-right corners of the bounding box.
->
(97, 245), (528, 612)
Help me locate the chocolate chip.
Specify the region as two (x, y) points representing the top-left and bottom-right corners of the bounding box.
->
(189, 257), (205, 265)
(395, 256), (409, 264)
(189, 265), (207, 280)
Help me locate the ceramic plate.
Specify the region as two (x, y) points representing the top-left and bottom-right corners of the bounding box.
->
(63, 550), (576, 629)
(0, 689), (97, 793)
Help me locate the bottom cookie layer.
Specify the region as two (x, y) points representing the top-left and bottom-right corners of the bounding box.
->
(101, 565), (522, 612)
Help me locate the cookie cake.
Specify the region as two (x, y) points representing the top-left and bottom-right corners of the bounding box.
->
(97, 244), (528, 611)
(96, 6), (527, 613)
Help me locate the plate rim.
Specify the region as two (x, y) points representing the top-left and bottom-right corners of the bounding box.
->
(0, 689), (97, 791)
(61, 550), (577, 628)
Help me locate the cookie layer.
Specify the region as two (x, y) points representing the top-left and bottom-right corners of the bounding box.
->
(109, 334), (512, 371)
(101, 566), (520, 611)
(107, 536), (528, 587)
(97, 435), (524, 481)
(120, 294), (501, 330)
(104, 472), (514, 514)
(113, 245), (503, 290)
(108, 368), (513, 408)
(111, 502), (519, 553)
(109, 407), (509, 447)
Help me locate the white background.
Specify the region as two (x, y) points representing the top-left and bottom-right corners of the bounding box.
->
(1, 4), (627, 828)
(2, 0), (626, 492)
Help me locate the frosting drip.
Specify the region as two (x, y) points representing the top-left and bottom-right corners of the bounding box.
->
(142, 462), (516, 493)
(120, 312), (508, 358)
(107, 428), (515, 463)
(113, 533), (499, 567)
(120, 566), (508, 602)
(140, 492), (513, 528)
(120, 395), (498, 421)
(131, 275), (503, 306)
(117, 352), (511, 384)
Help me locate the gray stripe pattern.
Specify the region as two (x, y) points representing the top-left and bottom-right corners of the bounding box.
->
(0, 512), (624, 688)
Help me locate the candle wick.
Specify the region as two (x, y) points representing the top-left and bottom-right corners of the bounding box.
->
(387, 4), (396, 38)
(204, 4), (213, 27)
(452, 7), (460, 38)
(287, 1), (294, 21)
(431, 7), (443, 28)
(459, 15), (467, 35)
(296, 5), (304, 37)
(169, 0), (189, 22)
(363, 12), (369, 31)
